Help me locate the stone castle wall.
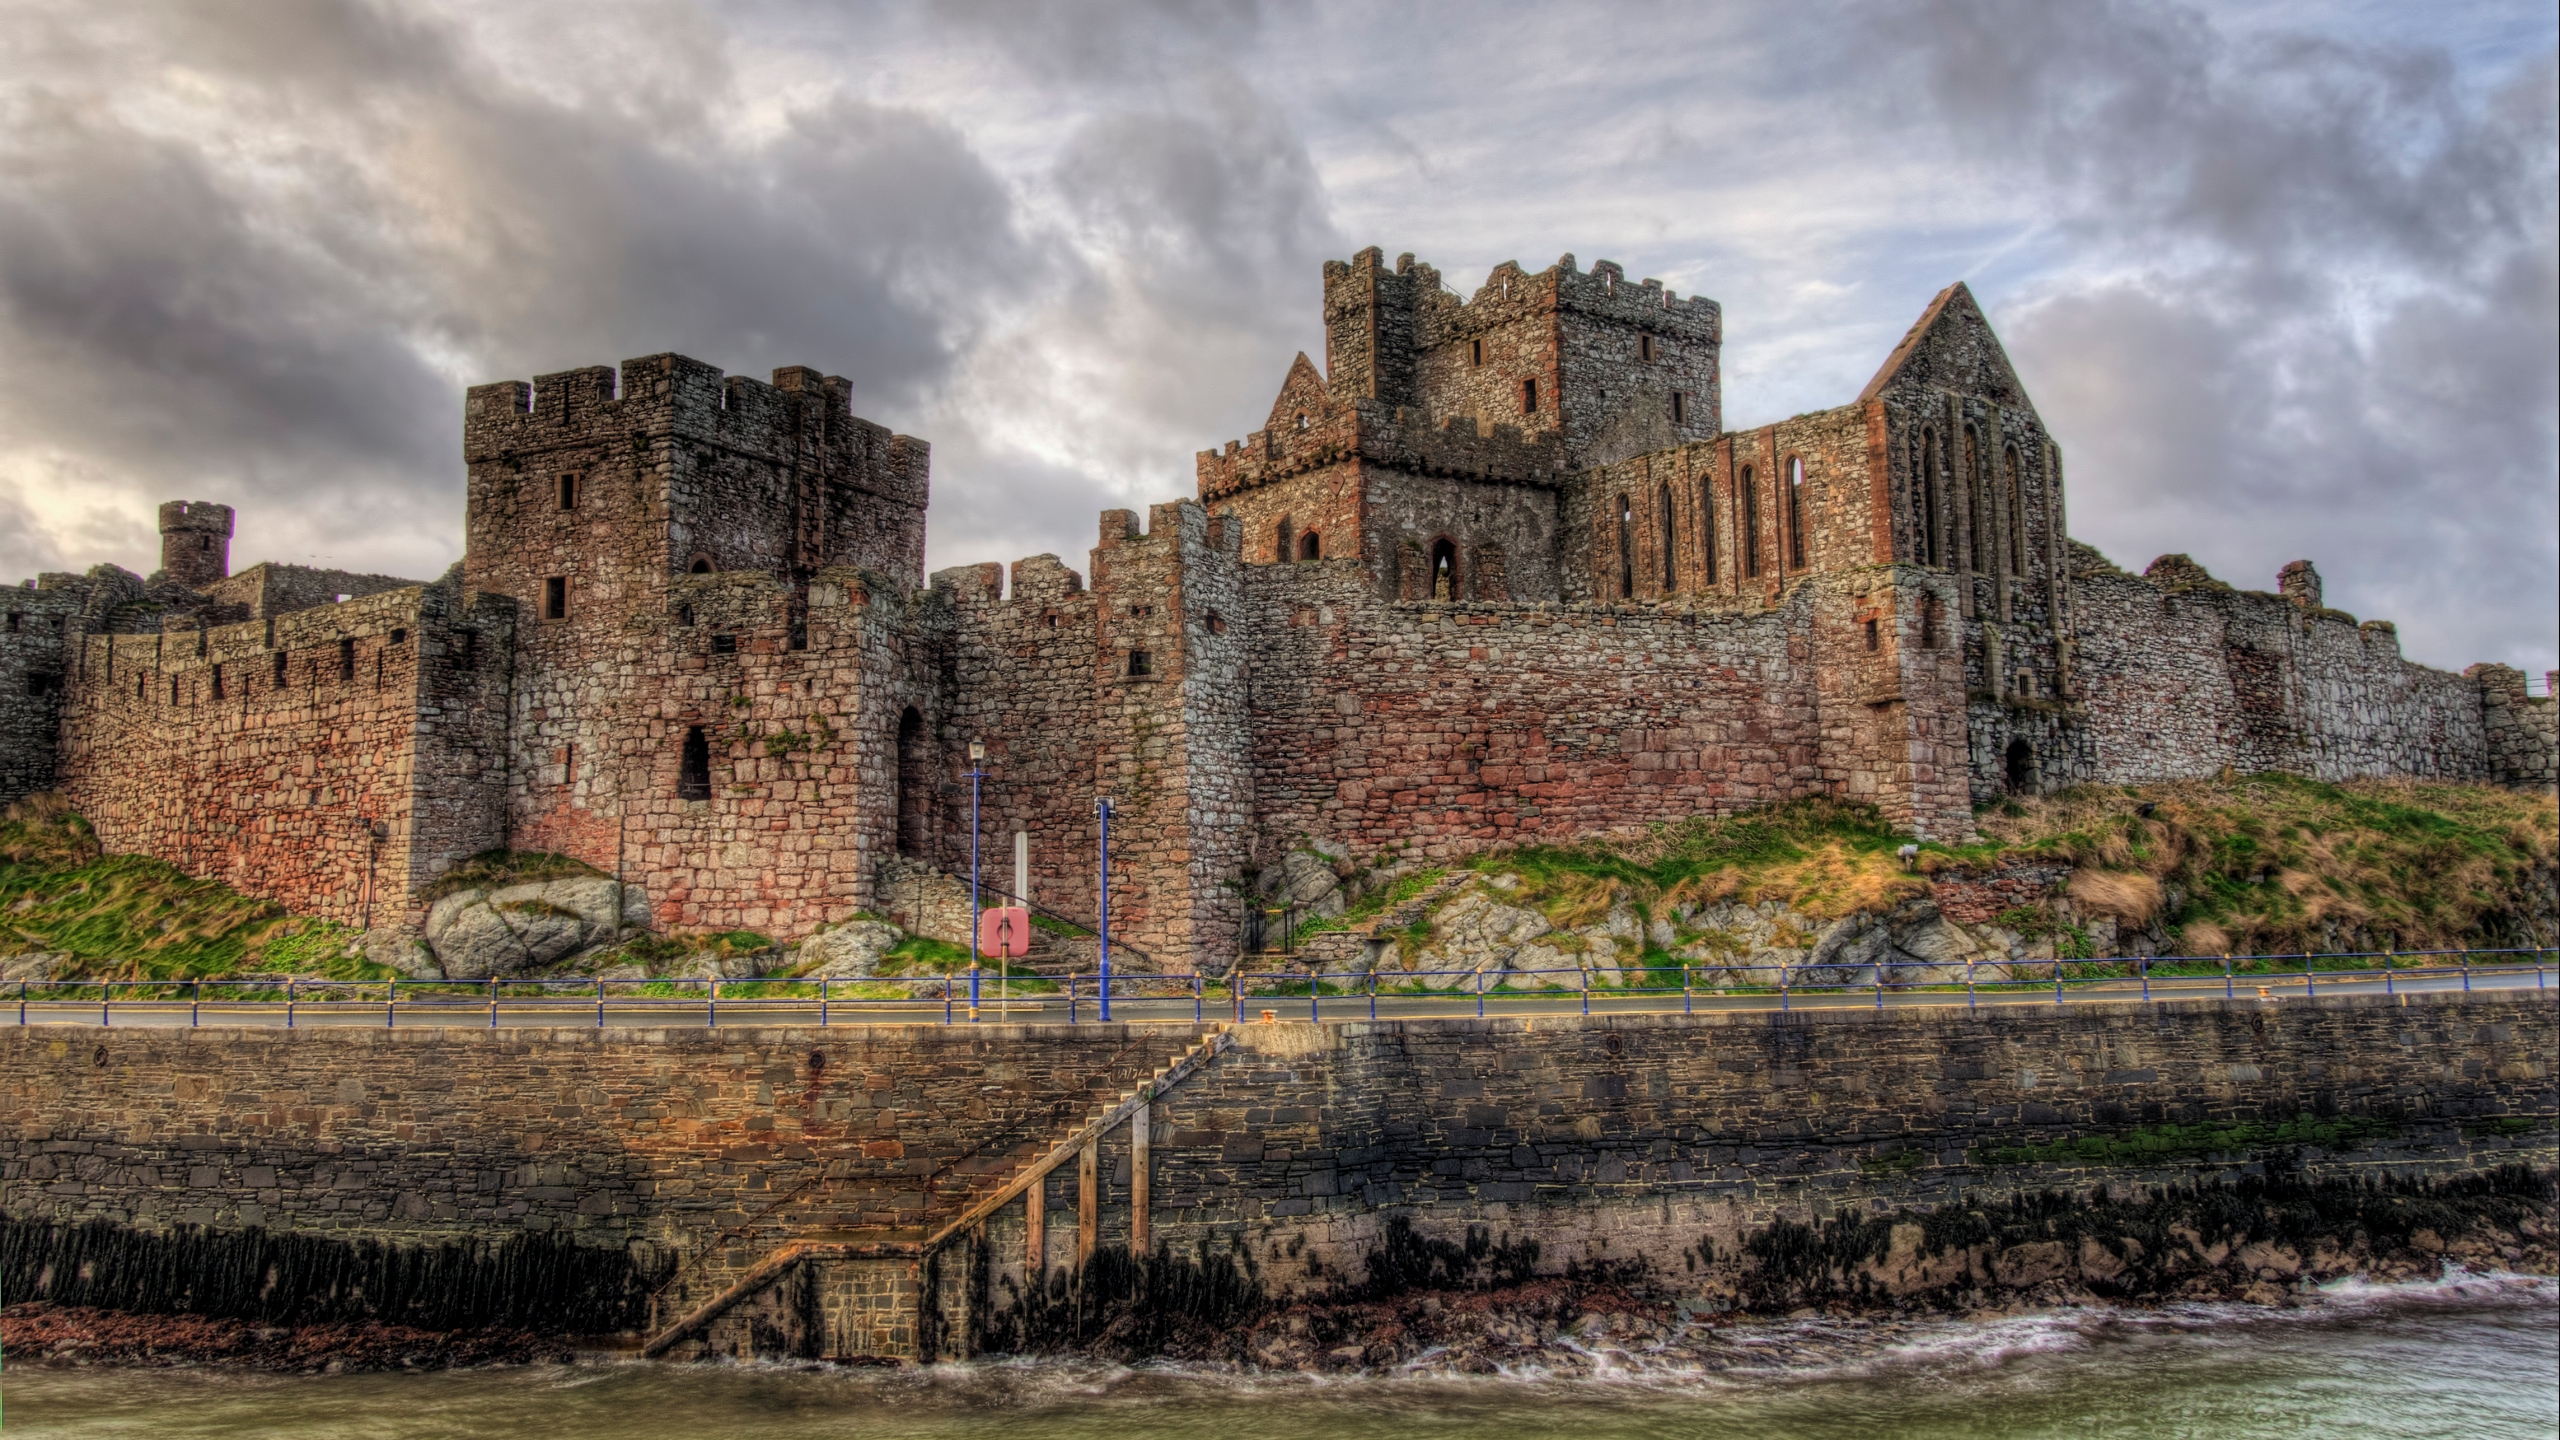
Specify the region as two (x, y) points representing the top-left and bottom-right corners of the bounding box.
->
(0, 584), (82, 807)
(4, 995), (2550, 1326)
(51, 580), (513, 925)
(2065, 558), (2498, 788)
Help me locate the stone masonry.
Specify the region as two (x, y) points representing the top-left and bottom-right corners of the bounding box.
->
(3, 245), (2550, 966)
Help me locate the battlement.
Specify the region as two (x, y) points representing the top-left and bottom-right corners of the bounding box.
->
(1196, 396), (1569, 498)
(463, 352), (930, 598)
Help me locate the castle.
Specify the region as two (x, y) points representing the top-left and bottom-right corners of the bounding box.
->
(3, 247), (2552, 970)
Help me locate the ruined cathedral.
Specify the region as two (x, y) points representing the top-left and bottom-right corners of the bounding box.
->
(2, 247), (2552, 970)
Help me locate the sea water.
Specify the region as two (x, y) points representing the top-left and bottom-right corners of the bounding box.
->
(7, 1273), (2553, 1439)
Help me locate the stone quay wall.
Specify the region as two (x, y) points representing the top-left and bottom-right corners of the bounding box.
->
(4, 993), (2548, 1339)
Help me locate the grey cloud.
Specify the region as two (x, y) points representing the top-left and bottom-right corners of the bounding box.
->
(928, 0), (1267, 86)
(0, 0), (1030, 579)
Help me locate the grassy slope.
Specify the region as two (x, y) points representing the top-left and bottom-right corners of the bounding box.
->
(0, 794), (382, 981)
(1459, 776), (2555, 957)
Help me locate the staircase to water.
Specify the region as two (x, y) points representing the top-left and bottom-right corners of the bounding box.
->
(640, 1026), (1234, 1363)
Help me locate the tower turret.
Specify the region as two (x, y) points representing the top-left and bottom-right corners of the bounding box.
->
(158, 500), (234, 589)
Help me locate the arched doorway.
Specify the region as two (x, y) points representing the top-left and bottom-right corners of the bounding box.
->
(1429, 539), (1458, 601)
(2004, 737), (2037, 795)
(896, 707), (931, 856)
(1300, 531), (1321, 561)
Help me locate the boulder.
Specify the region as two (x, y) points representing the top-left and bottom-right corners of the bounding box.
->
(359, 926), (439, 978)
(0, 951), (66, 983)
(1259, 850), (1346, 918)
(425, 879), (652, 979)
(796, 921), (903, 979)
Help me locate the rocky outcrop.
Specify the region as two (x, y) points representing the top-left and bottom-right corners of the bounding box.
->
(421, 879), (653, 980)
(791, 921), (902, 979)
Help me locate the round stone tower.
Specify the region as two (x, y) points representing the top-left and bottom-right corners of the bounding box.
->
(158, 500), (234, 590)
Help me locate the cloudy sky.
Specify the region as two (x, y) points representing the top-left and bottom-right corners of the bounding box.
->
(2, 0), (2552, 676)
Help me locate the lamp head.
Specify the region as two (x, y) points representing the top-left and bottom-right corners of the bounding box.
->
(969, 740), (986, 763)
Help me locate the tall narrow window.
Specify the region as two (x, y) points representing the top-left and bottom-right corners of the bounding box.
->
(1786, 456), (1807, 570)
(1916, 428), (1942, 566)
(1470, 338), (1484, 366)
(1616, 496), (1634, 598)
(1964, 425), (1986, 572)
(1660, 484), (1678, 592)
(1300, 532), (1321, 561)
(678, 726), (712, 801)
(1639, 334), (1656, 363)
(210, 664), (224, 700)
(273, 650), (288, 688)
(1699, 477), (1719, 583)
(1522, 377), (1539, 414)
(2005, 443), (2027, 576)
(558, 472), (580, 510)
(544, 576), (567, 620)
(1670, 391), (1687, 425)
(1741, 466), (1761, 578)
(1430, 539), (1458, 601)
(1865, 618), (1880, 651)
(338, 637), (356, 682)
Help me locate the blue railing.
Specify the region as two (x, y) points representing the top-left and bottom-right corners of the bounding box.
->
(6, 947), (2552, 1029)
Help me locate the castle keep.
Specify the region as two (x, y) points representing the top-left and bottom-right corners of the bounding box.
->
(3, 248), (2552, 969)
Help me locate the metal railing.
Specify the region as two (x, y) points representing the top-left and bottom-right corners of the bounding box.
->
(7, 948), (2551, 1030)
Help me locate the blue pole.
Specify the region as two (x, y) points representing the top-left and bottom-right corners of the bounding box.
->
(1097, 797), (1113, 1023)
(969, 755), (984, 986)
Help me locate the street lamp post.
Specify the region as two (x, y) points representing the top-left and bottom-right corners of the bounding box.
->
(1096, 795), (1113, 1022)
(967, 740), (987, 1019)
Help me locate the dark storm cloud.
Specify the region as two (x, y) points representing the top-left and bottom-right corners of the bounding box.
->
(1866, 1), (2558, 672)
(0, 0), (1029, 578)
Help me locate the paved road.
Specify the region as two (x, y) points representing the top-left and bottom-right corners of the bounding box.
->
(15, 964), (2550, 1031)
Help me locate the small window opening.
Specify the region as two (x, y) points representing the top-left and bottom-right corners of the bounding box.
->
(1045, 612), (1061, 629)
(26, 672), (56, 697)
(544, 576), (567, 620)
(273, 650), (288, 688)
(1127, 649), (1153, 677)
(1639, 335), (1655, 363)
(1865, 618), (1880, 651)
(1206, 610), (1227, 635)
(211, 664), (224, 700)
(389, 628), (406, 645)
(689, 557), (713, 574)
(199, 536), (210, 553)
(1129, 605), (1153, 618)
(558, 472), (579, 510)
(1522, 377), (1539, 414)
(1787, 456), (1807, 570)
(1294, 411), (1308, 430)
(2006, 443), (2027, 576)
(1300, 531), (1321, 561)
(676, 603), (694, 627)
(1430, 539), (1458, 602)
(170, 676), (180, 704)
(1670, 391), (1687, 425)
(460, 630), (477, 668)
(563, 743), (576, 785)
(1920, 595), (1941, 650)
(1470, 338), (1484, 366)
(2004, 737), (2036, 795)
(1616, 496), (1634, 599)
(1740, 466), (1761, 579)
(5, 613), (18, 632)
(789, 622), (808, 652)
(712, 633), (737, 655)
(338, 637), (356, 682)
(136, 674), (146, 700)
(679, 726), (712, 801)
